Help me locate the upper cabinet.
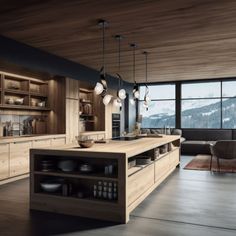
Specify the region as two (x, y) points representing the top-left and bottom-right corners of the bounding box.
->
(66, 77), (79, 99)
(0, 72), (50, 111)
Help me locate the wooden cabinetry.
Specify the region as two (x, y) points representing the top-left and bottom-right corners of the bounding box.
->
(30, 136), (181, 223)
(66, 78), (79, 144)
(32, 139), (51, 148)
(51, 137), (66, 146)
(0, 135), (66, 184)
(0, 72), (50, 111)
(155, 154), (170, 182)
(0, 143), (9, 180)
(66, 98), (79, 144)
(9, 141), (32, 177)
(128, 163), (154, 205)
(66, 78), (79, 99)
(169, 148), (180, 168)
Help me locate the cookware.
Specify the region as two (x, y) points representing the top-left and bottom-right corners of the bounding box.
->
(58, 160), (77, 172)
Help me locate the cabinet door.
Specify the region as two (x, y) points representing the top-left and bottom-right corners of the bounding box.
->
(9, 141), (32, 177)
(51, 137), (66, 146)
(169, 148), (180, 168)
(66, 99), (79, 144)
(66, 78), (79, 99)
(32, 139), (51, 148)
(98, 133), (106, 140)
(128, 164), (154, 205)
(155, 155), (170, 182)
(0, 143), (9, 180)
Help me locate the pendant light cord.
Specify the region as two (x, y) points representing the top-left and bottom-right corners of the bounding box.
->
(102, 22), (105, 75)
(133, 45), (136, 83)
(118, 36), (121, 88)
(145, 52), (148, 83)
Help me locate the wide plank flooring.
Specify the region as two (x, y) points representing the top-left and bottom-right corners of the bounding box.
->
(0, 156), (236, 236)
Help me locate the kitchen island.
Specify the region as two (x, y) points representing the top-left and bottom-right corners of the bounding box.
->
(30, 135), (180, 223)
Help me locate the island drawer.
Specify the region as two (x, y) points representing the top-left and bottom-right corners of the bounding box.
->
(155, 154), (170, 182)
(128, 163), (154, 205)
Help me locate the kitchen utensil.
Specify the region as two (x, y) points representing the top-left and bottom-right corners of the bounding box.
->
(58, 160), (77, 172)
(6, 98), (14, 104)
(8, 82), (20, 90)
(37, 101), (46, 107)
(77, 139), (94, 148)
(40, 160), (56, 172)
(40, 180), (62, 193)
(136, 156), (152, 165)
(79, 164), (93, 173)
(31, 100), (37, 107)
(14, 98), (24, 105)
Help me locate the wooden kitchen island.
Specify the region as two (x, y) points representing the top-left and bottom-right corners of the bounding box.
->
(30, 135), (180, 223)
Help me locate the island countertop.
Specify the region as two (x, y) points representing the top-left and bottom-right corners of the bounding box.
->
(30, 135), (180, 158)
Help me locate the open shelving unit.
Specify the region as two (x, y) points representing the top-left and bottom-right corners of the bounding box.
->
(32, 154), (119, 205)
(79, 88), (95, 131)
(0, 72), (50, 111)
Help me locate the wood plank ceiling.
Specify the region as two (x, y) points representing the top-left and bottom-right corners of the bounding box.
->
(1, 0), (236, 83)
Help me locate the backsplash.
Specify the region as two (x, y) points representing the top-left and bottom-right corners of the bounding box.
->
(0, 115), (47, 137)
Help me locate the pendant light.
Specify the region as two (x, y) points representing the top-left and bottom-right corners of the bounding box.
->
(115, 35), (126, 100)
(143, 51), (151, 111)
(94, 19), (112, 105)
(130, 43), (139, 105)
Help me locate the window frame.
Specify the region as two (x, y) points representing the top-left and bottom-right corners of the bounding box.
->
(138, 83), (176, 128)
(138, 77), (236, 130)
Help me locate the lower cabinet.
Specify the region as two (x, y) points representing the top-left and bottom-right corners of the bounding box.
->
(155, 154), (170, 182)
(9, 141), (32, 177)
(169, 148), (180, 168)
(32, 139), (51, 148)
(128, 164), (155, 205)
(51, 137), (66, 146)
(0, 143), (9, 180)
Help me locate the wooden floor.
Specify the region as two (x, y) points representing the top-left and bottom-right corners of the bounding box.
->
(0, 156), (236, 236)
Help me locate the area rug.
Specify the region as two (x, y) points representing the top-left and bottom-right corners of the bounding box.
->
(184, 155), (236, 172)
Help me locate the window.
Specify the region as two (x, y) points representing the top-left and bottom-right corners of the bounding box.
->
(181, 82), (221, 128)
(222, 81), (236, 128)
(138, 84), (175, 128)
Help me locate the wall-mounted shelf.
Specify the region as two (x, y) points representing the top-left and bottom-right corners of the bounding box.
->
(0, 72), (50, 110)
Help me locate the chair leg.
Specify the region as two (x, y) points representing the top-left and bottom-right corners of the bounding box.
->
(210, 155), (213, 171)
(217, 158), (220, 172)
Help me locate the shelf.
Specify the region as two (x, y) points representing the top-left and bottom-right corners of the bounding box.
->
(80, 101), (93, 104)
(34, 171), (118, 181)
(0, 104), (51, 111)
(4, 89), (29, 95)
(128, 161), (154, 177)
(34, 192), (118, 205)
(155, 147), (179, 161)
(79, 88), (93, 93)
(30, 92), (48, 98)
(80, 114), (94, 117)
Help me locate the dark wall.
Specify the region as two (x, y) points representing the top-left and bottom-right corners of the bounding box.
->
(0, 35), (136, 131)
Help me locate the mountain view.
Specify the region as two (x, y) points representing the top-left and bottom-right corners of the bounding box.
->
(141, 98), (236, 129)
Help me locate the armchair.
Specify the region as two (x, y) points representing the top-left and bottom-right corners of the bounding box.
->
(210, 140), (236, 171)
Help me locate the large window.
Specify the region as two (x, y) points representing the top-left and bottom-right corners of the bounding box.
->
(222, 81), (236, 128)
(181, 82), (221, 128)
(181, 80), (236, 129)
(139, 84), (176, 128)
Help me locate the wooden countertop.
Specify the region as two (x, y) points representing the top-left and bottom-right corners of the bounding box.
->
(31, 135), (180, 158)
(80, 131), (106, 135)
(0, 134), (66, 144)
